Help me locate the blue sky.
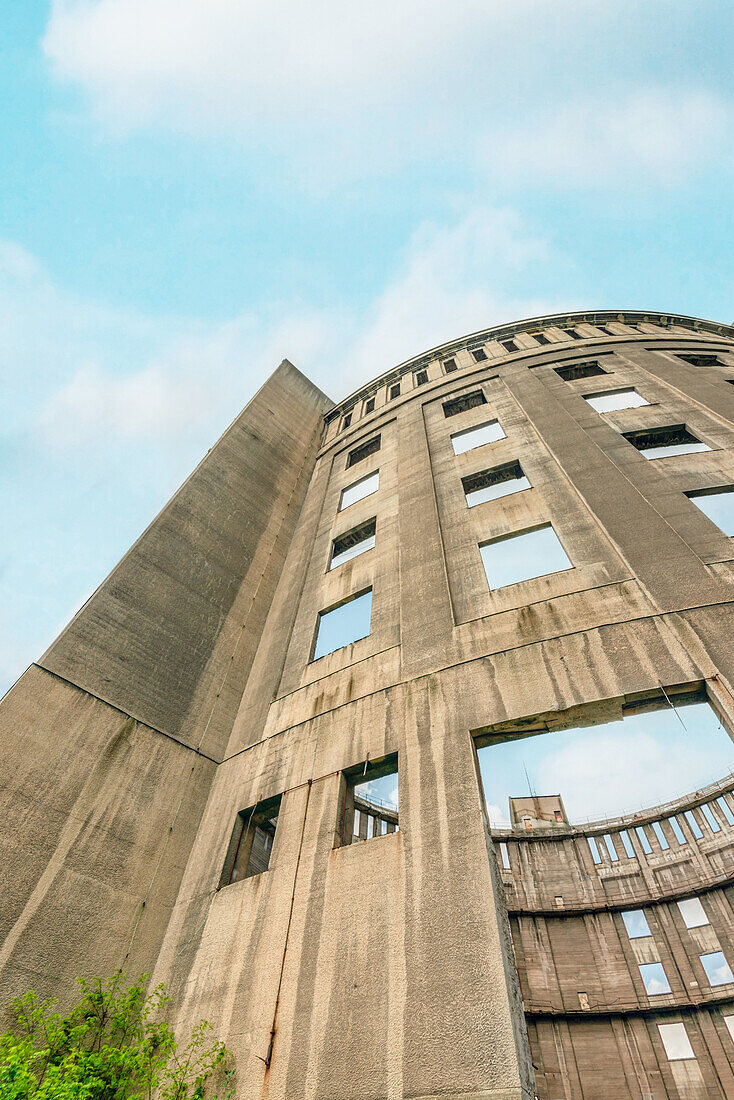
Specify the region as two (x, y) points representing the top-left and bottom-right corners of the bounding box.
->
(2, 3), (734, 811)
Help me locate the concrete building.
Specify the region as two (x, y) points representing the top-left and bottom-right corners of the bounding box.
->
(2, 309), (734, 1099)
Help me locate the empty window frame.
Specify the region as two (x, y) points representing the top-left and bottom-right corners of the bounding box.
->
(639, 962), (672, 995)
(330, 519), (376, 570)
(669, 816), (687, 844)
(313, 589), (372, 660)
(338, 752), (398, 847)
(684, 810), (704, 839)
(498, 841), (511, 869)
(443, 389), (487, 418)
(619, 829), (636, 857)
(414, 369), (429, 386)
(339, 470), (379, 511)
(389, 383), (401, 400)
(554, 360), (607, 382)
(623, 425), (710, 459)
(636, 825), (653, 854)
(472, 347), (488, 362)
(622, 909), (651, 939)
(596, 325), (615, 337)
(363, 397), (375, 415)
(676, 353), (725, 367)
(346, 435), (381, 468)
(563, 328), (581, 340)
(686, 487), (734, 535)
(443, 358), (458, 373)
(584, 387), (650, 412)
(716, 795), (734, 825)
(501, 339), (519, 353)
(677, 897), (708, 928)
(451, 419), (505, 455)
(603, 834), (619, 861)
(700, 951), (734, 986)
(532, 331), (550, 345)
(342, 412), (353, 430)
(479, 523), (572, 591)
(220, 794), (282, 886)
(700, 802), (721, 832)
(463, 461), (530, 508)
(658, 1022), (695, 1061)
(587, 836), (602, 864)
(651, 821), (670, 850)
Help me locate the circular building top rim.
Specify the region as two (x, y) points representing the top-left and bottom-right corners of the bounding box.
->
(324, 307), (734, 423)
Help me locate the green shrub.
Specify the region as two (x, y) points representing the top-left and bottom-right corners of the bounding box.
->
(0, 974), (233, 1100)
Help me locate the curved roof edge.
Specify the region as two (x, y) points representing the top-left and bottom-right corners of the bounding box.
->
(490, 770), (734, 839)
(325, 308), (734, 424)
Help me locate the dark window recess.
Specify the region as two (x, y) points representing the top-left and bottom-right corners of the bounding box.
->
(676, 353), (725, 367)
(331, 518), (376, 565)
(501, 339), (519, 353)
(364, 397), (375, 414)
(596, 325), (614, 336)
(342, 412), (352, 430)
(563, 328), (581, 340)
(443, 389), (487, 418)
(337, 752), (399, 848)
(554, 360), (607, 382)
(389, 383), (401, 399)
(414, 370), (429, 386)
(347, 435), (381, 468)
(532, 332), (550, 345)
(462, 460), (525, 498)
(472, 348), (488, 362)
(623, 424), (702, 453)
(443, 358), (458, 373)
(220, 794), (282, 886)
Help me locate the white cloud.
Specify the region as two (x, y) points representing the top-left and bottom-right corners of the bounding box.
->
(26, 204), (562, 449)
(43, 0), (621, 135)
(483, 90), (731, 188)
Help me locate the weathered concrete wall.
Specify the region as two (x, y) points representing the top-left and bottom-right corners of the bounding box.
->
(0, 361), (331, 1008)
(7, 313), (734, 1098)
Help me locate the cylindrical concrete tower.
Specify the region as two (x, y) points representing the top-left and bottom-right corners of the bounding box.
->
(2, 310), (734, 1099)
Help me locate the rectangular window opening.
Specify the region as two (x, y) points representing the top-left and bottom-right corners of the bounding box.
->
(472, 347), (488, 362)
(414, 369), (428, 386)
(480, 523), (572, 591)
(676, 353), (724, 367)
(587, 836), (602, 864)
(619, 829), (636, 857)
(443, 358), (458, 373)
(339, 470), (379, 511)
(462, 459), (530, 506)
(716, 795), (734, 825)
(502, 339), (519, 353)
(700, 951), (734, 987)
(443, 389), (487, 418)
(603, 834), (619, 861)
(330, 518), (376, 570)
(684, 809), (704, 839)
(686, 486), (734, 536)
(563, 328), (581, 340)
(220, 793), (282, 887)
(639, 961), (672, 995)
(584, 387), (650, 412)
(499, 841), (511, 869)
(636, 825), (653, 854)
(313, 589), (372, 661)
(389, 383), (401, 400)
(451, 418), (505, 455)
(701, 802), (721, 832)
(658, 1022), (695, 1061)
(554, 360), (607, 382)
(596, 325), (614, 337)
(622, 909), (651, 939)
(363, 396), (375, 414)
(532, 332), (550, 345)
(651, 820), (670, 850)
(346, 435), (381, 469)
(341, 412), (353, 430)
(669, 816), (687, 844)
(338, 752), (399, 848)
(677, 897), (709, 929)
(623, 424), (710, 460)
